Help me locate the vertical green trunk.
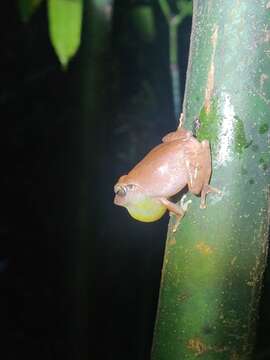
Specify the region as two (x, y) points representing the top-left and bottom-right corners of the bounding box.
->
(66, 1), (113, 359)
(152, 1), (270, 359)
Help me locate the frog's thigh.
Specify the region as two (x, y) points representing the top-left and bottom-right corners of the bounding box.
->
(187, 140), (212, 195)
(158, 197), (191, 232)
(158, 198), (185, 217)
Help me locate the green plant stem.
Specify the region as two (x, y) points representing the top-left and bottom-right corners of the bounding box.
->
(159, 0), (171, 22)
(169, 22), (181, 118)
(152, 0), (270, 358)
(159, 0), (192, 120)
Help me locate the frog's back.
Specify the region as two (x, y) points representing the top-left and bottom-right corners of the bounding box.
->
(125, 140), (188, 197)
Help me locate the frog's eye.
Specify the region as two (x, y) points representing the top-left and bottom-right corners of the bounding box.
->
(114, 185), (127, 197)
(126, 184), (135, 191)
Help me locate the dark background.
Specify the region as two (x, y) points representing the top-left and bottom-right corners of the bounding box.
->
(1, 1), (269, 359)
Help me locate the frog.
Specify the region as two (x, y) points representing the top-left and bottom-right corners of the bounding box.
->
(114, 114), (219, 230)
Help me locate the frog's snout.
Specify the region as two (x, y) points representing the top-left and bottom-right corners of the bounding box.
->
(114, 184), (127, 206)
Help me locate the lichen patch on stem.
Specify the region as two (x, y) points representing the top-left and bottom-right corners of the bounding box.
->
(195, 241), (214, 255)
(260, 73), (269, 93)
(187, 337), (228, 356)
(187, 338), (208, 355)
(169, 237), (176, 246)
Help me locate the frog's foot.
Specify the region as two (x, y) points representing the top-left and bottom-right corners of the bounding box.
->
(180, 194), (192, 212)
(171, 195), (192, 232)
(159, 195), (192, 233)
(200, 184), (221, 209)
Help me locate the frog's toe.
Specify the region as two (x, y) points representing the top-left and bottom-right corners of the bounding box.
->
(180, 194), (192, 212)
(200, 184), (221, 208)
(200, 202), (207, 209)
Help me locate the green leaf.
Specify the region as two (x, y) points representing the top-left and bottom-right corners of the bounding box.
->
(131, 5), (156, 43)
(48, 0), (83, 68)
(18, 0), (43, 22)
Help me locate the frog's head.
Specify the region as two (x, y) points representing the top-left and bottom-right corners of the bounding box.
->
(114, 177), (166, 222)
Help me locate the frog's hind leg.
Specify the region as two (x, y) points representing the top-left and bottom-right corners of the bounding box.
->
(158, 197), (185, 218)
(186, 140), (220, 208)
(199, 140), (221, 208)
(158, 196), (192, 232)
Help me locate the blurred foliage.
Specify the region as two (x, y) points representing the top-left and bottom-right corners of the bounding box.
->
(159, 0), (192, 23)
(17, 0), (192, 70)
(18, 0), (83, 68)
(130, 5), (156, 43)
(18, 0), (43, 22)
(158, 0), (192, 118)
(48, 0), (83, 68)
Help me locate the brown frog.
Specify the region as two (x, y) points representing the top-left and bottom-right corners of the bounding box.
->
(114, 114), (219, 229)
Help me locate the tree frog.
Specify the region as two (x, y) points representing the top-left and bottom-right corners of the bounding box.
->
(114, 115), (219, 230)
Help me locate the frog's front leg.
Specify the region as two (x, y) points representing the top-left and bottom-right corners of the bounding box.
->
(158, 195), (192, 232)
(200, 184), (220, 208)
